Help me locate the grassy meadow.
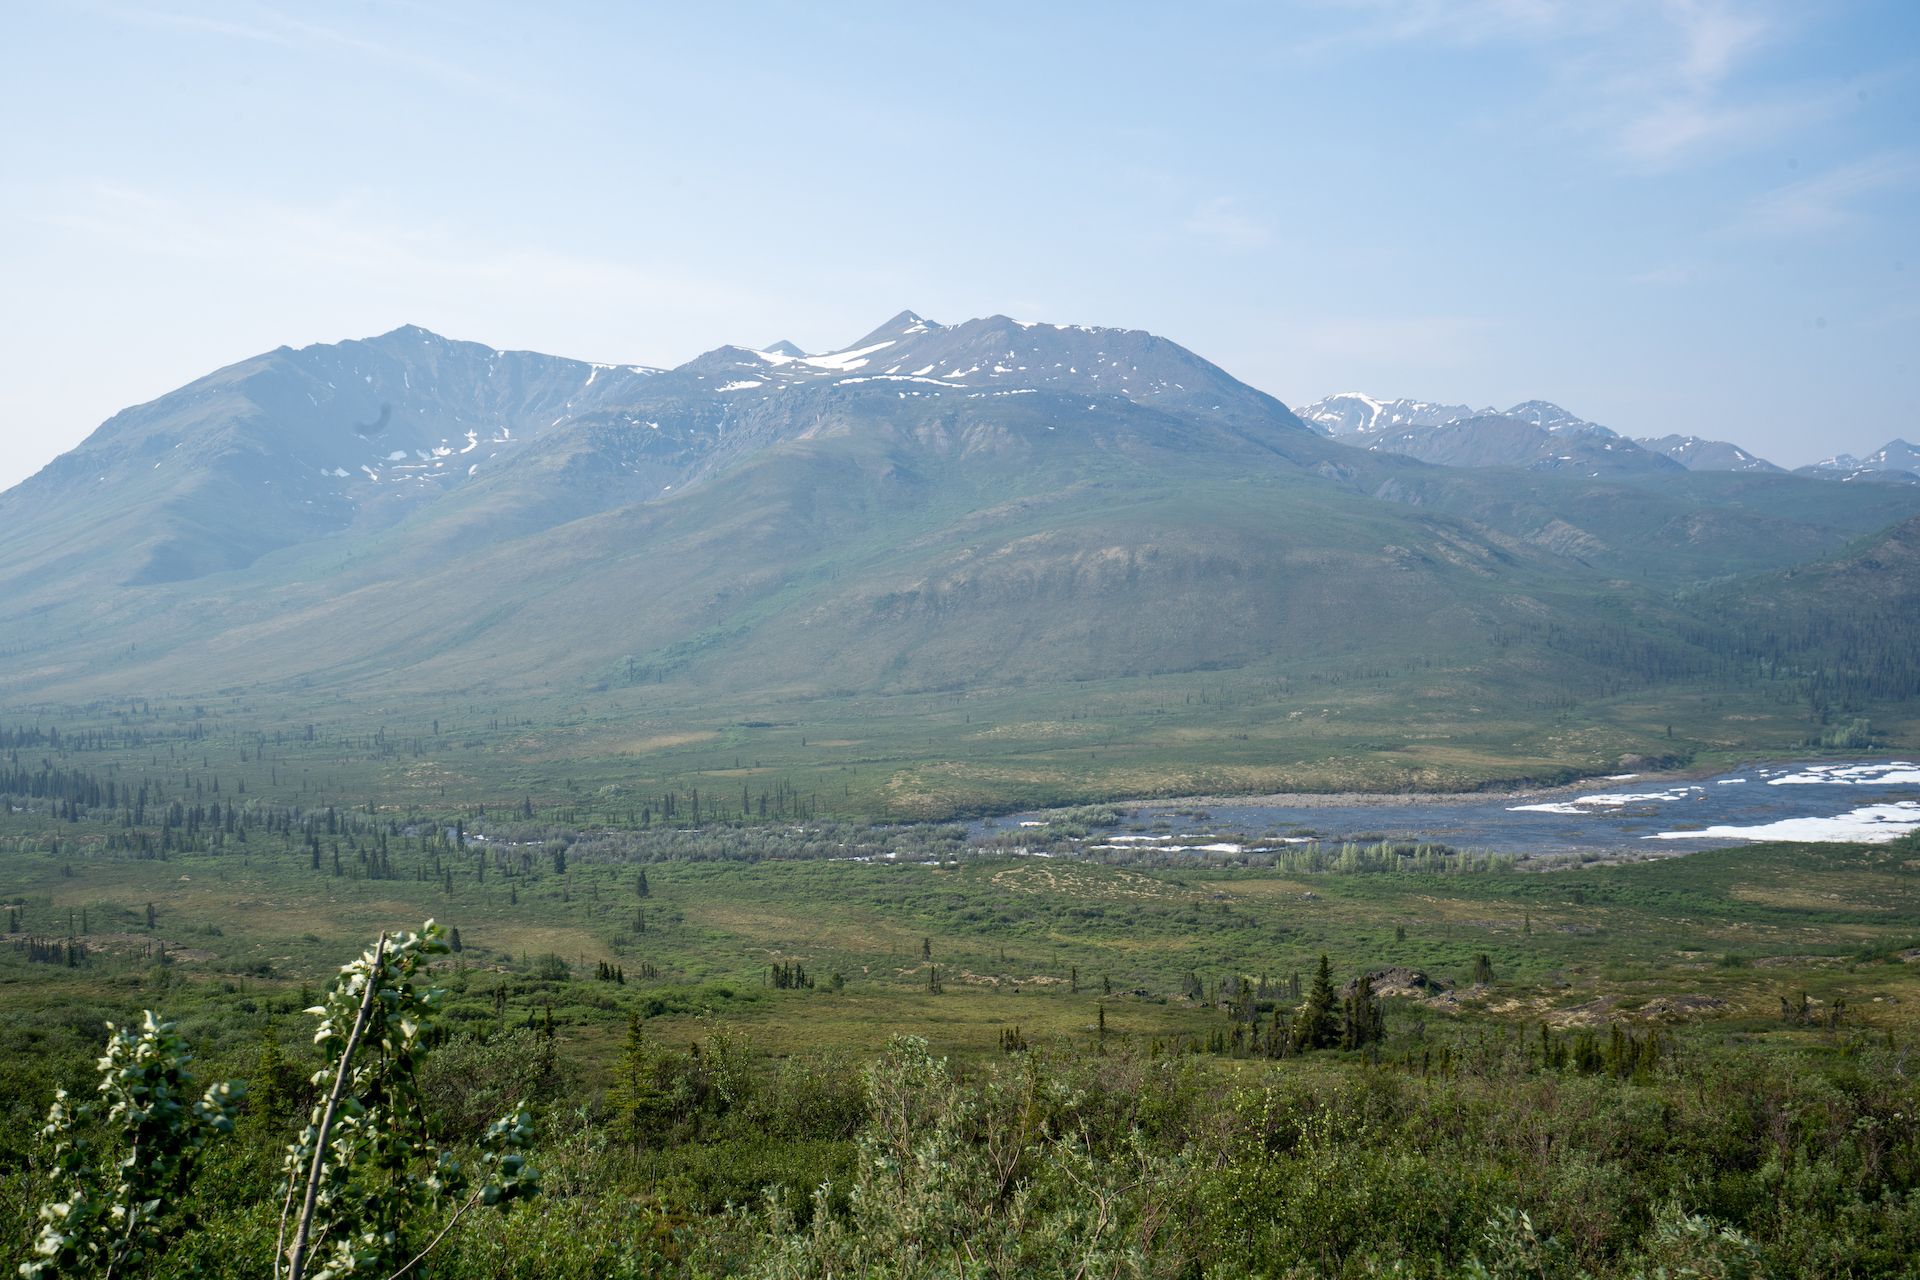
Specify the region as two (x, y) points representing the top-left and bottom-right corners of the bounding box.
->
(6, 817), (1918, 1070)
(4, 699), (1919, 1277)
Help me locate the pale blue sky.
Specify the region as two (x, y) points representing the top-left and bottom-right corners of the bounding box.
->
(2, 0), (1915, 486)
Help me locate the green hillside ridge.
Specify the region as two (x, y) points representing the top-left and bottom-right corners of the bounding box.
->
(1, 318), (1917, 817)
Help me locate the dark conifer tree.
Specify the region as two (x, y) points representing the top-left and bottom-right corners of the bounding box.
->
(1340, 973), (1385, 1049)
(1292, 954), (1340, 1051)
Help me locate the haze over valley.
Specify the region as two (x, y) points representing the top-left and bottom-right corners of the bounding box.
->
(6, 6), (1920, 1277)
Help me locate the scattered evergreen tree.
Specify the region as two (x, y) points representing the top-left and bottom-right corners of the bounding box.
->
(609, 1013), (666, 1152)
(1340, 972), (1386, 1049)
(1292, 954), (1340, 1051)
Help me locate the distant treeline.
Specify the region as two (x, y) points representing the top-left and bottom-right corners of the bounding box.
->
(1537, 598), (1920, 720)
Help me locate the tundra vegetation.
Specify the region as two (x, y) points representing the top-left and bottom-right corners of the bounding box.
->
(3, 709), (1919, 1276)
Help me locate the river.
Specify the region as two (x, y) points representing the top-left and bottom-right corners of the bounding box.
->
(975, 759), (1920, 859)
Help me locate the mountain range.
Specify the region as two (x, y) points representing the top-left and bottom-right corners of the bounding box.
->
(1795, 439), (1920, 485)
(1293, 392), (1914, 481)
(2, 312), (1917, 808)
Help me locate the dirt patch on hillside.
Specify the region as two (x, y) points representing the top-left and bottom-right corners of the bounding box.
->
(1547, 992), (1728, 1027)
(1638, 994), (1728, 1020)
(1547, 997), (1618, 1028)
(619, 731), (719, 754)
(1343, 966), (1452, 1000)
(989, 864), (1196, 903)
(71, 931), (217, 963)
(1730, 887), (1890, 913)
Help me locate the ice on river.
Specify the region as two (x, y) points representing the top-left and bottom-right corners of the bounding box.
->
(1646, 800), (1920, 844)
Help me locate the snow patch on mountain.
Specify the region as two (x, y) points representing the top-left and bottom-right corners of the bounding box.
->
(797, 339), (897, 372)
(1798, 439), (1920, 484)
(1295, 394), (1484, 436)
(1299, 393), (1789, 476)
(1637, 434), (1780, 473)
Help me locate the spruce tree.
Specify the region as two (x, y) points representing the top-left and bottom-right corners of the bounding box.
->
(1292, 954), (1339, 1051)
(1341, 972), (1385, 1049)
(609, 1013), (665, 1151)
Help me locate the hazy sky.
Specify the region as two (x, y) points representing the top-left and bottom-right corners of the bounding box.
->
(2, 1), (1915, 487)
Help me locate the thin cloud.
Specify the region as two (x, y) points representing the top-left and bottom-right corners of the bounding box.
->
(96, 1), (516, 103)
(1600, 22), (1867, 172)
(32, 182), (781, 344)
(1669, 0), (1772, 87)
(1612, 95), (1801, 170)
(93, 4), (295, 45)
(1534, 0), (1793, 170)
(1299, 1), (1849, 172)
(1288, 0), (1606, 55)
(1728, 153), (1920, 238)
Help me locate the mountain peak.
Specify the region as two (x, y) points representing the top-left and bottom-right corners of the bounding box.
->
(372, 323), (454, 345)
(1861, 439), (1920, 472)
(760, 339), (805, 358)
(1295, 393), (1476, 436)
(848, 309), (942, 349)
(1296, 392), (1704, 475)
(1803, 439), (1920, 477)
(1636, 434), (1782, 474)
(1502, 400), (1606, 434)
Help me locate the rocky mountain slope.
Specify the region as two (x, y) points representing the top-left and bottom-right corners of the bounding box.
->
(2, 317), (1916, 718)
(1637, 434), (1781, 473)
(1296, 394), (1787, 477)
(1796, 439), (1920, 484)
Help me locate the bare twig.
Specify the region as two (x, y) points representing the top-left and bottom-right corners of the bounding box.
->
(383, 1186), (482, 1280)
(286, 931), (388, 1280)
(273, 1166), (299, 1280)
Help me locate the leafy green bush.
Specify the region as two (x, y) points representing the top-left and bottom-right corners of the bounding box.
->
(20, 1012), (242, 1278)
